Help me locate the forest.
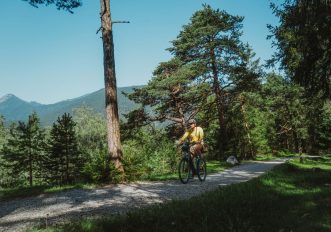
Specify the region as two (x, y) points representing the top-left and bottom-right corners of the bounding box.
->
(0, 1), (330, 190)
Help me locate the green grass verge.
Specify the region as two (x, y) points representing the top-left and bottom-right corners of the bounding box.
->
(255, 151), (301, 161)
(30, 157), (331, 232)
(141, 160), (229, 181)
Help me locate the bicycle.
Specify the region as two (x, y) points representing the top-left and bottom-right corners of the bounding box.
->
(178, 142), (207, 184)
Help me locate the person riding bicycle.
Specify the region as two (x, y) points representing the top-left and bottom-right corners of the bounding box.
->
(176, 119), (204, 158)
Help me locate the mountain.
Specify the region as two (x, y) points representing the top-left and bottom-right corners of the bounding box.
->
(0, 87), (141, 126)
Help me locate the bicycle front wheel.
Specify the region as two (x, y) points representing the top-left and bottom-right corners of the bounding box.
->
(178, 158), (190, 184)
(197, 159), (207, 181)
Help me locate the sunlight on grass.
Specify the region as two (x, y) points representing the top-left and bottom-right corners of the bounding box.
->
(255, 153), (274, 161)
(290, 156), (331, 171)
(138, 160), (227, 181)
(30, 158), (331, 232)
(260, 178), (321, 195)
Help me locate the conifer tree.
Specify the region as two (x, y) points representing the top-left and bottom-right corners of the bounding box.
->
(168, 5), (260, 157)
(268, 0), (331, 98)
(126, 58), (209, 131)
(2, 112), (45, 187)
(268, 0), (331, 153)
(46, 113), (82, 185)
(0, 116), (6, 152)
(0, 116), (9, 186)
(261, 74), (308, 152)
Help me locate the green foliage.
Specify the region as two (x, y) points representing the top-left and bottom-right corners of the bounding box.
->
(0, 115), (6, 150)
(122, 127), (178, 181)
(126, 5), (263, 159)
(45, 113), (83, 185)
(227, 92), (270, 159)
(2, 112), (46, 187)
(268, 0), (331, 98)
(0, 115), (15, 188)
(23, 0), (81, 13)
(262, 73), (308, 152)
(73, 107), (108, 182)
(316, 100), (331, 153)
(126, 58), (208, 130)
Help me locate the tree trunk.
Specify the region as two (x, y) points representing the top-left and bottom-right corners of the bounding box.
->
(100, 0), (124, 175)
(210, 48), (227, 159)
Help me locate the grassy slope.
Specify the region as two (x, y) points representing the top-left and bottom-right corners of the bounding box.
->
(31, 157), (331, 232)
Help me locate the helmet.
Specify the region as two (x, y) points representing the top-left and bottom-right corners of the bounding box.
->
(188, 119), (196, 124)
(186, 119), (196, 128)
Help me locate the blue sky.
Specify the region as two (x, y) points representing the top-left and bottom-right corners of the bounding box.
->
(0, 0), (280, 104)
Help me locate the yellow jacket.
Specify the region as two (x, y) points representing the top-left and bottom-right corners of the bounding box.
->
(179, 126), (204, 143)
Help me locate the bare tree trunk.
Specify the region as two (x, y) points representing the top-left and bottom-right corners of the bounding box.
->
(100, 0), (124, 175)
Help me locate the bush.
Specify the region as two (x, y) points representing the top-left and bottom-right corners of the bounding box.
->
(122, 127), (178, 181)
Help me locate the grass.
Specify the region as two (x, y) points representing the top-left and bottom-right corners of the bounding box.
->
(30, 156), (331, 232)
(255, 150), (301, 161)
(0, 160), (229, 201)
(142, 160), (229, 181)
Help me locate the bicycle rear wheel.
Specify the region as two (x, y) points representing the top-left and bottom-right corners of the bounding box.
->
(178, 158), (190, 184)
(197, 159), (207, 181)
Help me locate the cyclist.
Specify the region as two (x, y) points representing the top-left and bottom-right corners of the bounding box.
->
(176, 119), (204, 158)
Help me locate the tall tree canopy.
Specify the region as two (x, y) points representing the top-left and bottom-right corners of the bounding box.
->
(268, 0), (331, 98)
(169, 5), (260, 156)
(24, 0), (81, 12)
(126, 58), (209, 130)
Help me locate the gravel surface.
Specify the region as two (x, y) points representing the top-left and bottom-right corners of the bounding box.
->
(0, 160), (283, 232)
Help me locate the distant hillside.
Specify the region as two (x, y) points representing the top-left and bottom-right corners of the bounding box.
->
(0, 86), (141, 126)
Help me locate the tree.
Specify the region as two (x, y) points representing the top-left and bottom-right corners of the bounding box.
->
(46, 113), (82, 185)
(21, 0), (124, 175)
(2, 112), (45, 187)
(268, 0), (331, 98)
(73, 107), (108, 181)
(268, 0), (331, 153)
(99, 0), (124, 175)
(315, 100), (331, 152)
(0, 115), (6, 152)
(126, 58), (209, 131)
(262, 73), (308, 153)
(169, 5), (259, 157)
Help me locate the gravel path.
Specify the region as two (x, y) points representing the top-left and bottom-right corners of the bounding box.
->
(0, 160), (283, 232)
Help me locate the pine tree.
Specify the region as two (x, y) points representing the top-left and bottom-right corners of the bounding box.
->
(0, 115), (6, 152)
(262, 73), (308, 153)
(268, 0), (331, 98)
(268, 0), (331, 154)
(126, 58), (209, 131)
(168, 5), (260, 157)
(46, 113), (82, 185)
(2, 112), (45, 187)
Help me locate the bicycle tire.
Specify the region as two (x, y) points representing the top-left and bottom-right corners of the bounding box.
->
(178, 158), (190, 184)
(197, 158), (207, 181)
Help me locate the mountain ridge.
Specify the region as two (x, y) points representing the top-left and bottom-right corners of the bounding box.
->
(0, 86), (141, 126)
